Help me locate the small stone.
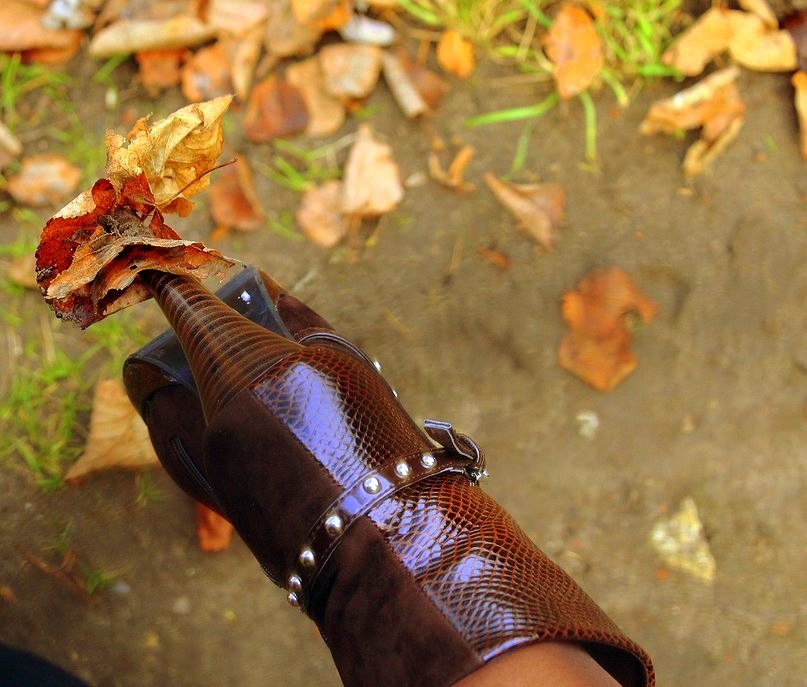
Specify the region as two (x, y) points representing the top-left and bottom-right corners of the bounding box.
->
(111, 581), (131, 596)
(172, 596), (191, 615)
(143, 631), (160, 649)
(575, 410), (600, 440)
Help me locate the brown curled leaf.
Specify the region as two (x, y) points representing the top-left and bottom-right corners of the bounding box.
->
(244, 75), (309, 142)
(209, 157), (265, 233)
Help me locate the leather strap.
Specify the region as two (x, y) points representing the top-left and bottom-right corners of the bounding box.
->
(286, 446), (478, 612)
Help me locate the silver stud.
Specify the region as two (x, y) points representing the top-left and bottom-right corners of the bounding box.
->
(395, 461), (411, 478)
(392, 389), (398, 398)
(288, 575), (302, 594)
(324, 513), (344, 536)
(299, 548), (315, 568)
(287, 592), (300, 607)
(363, 476), (381, 494)
(421, 452), (436, 469)
(372, 358), (382, 371)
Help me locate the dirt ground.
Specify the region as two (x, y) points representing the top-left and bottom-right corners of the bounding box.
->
(1, 51), (805, 687)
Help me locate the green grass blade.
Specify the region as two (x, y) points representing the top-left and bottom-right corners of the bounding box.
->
(465, 92), (558, 127)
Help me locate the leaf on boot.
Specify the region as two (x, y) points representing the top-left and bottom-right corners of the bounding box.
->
(209, 157), (265, 233)
(342, 124), (403, 217)
(196, 502), (234, 552)
(436, 29), (475, 78)
(65, 379), (159, 483)
(6, 154), (82, 207)
(558, 266), (657, 392)
(544, 5), (603, 99)
(244, 76), (309, 142)
(36, 97), (236, 327)
(484, 173), (565, 250)
(295, 180), (348, 247)
(105, 95), (233, 212)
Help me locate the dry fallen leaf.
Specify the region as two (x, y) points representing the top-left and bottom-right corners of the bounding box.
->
(650, 497), (716, 584)
(181, 42), (233, 102)
(739, 0), (778, 29)
(196, 502), (234, 552)
(544, 5), (603, 99)
(484, 172), (565, 250)
(392, 46), (448, 108)
(286, 57), (346, 137)
(7, 154), (82, 207)
(436, 29), (475, 78)
(207, 0), (268, 37)
(136, 49), (187, 96)
(293, 0), (350, 29)
(209, 157), (265, 233)
(342, 124), (404, 217)
(429, 144), (476, 192)
(382, 50), (428, 118)
(640, 67), (745, 176)
(0, 122), (23, 170)
(558, 266), (657, 392)
(296, 180), (349, 247)
(65, 379), (159, 483)
(89, 17), (217, 57)
(794, 71), (807, 159)
(478, 245), (511, 270)
(0, 0), (83, 53)
(319, 44), (383, 100)
(228, 28), (263, 101)
(663, 7), (796, 76)
(265, 0), (322, 57)
(6, 254), (38, 289)
(244, 76), (309, 142)
(105, 95), (232, 211)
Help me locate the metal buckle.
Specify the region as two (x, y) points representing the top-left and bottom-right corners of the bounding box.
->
(423, 419), (487, 485)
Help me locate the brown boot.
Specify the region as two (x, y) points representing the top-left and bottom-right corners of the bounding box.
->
(125, 269), (654, 687)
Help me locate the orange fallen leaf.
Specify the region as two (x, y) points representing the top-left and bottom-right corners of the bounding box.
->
(484, 172), (565, 250)
(7, 154), (82, 207)
(209, 157), (265, 232)
(342, 124), (404, 217)
(0, 0), (83, 52)
(196, 502), (234, 552)
(244, 76), (309, 142)
(65, 379), (159, 483)
(295, 180), (349, 247)
(265, 0), (322, 57)
(292, 0), (350, 30)
(794, 71), (807, 159)
(286, 57), (346, 137)
(181, 42), (233, 102)
(478, 245), (511, 270)
(21, 32), (84, 65)
(136, 49), (187, 96)
(662, 7), (737, 76)
(640, 67), (745, 176)
(319, 44), (383, 100)
(429, 144), (476, 192)
(436, 29), (475, 78)
(544, 5), (603, 99)
(558, 266), (657, 392)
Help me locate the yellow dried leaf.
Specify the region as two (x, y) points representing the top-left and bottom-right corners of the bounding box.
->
(65, 379), (159, 483)
(729, 13), (797, 72)
(89, 17), (217, 57)
(104, 95), (233, 210)
(738, 0), (778, 29)
(662, 7), (739, 76)
(342, 125), (403, 217)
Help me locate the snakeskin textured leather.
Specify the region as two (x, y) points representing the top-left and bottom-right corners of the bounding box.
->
(136, 271), (654, 687)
